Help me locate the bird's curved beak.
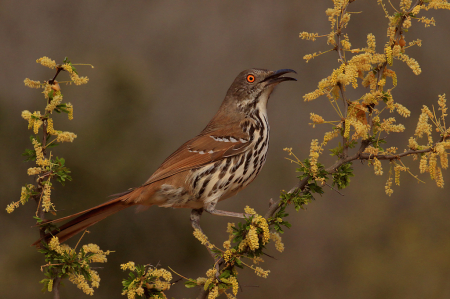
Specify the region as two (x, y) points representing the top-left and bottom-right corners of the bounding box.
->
(262, 69), (297, 85)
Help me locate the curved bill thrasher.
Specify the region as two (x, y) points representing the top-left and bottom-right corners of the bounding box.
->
(33, 68), (296, 246)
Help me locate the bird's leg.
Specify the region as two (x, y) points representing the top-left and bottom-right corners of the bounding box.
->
(204, 201), (250, 218)
(190, 208), (222, 280)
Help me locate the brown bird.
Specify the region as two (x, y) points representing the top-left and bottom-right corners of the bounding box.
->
(33, 68), (296, 247)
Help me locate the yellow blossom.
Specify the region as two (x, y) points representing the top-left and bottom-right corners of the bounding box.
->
(385, 45), (393, 65)
(47, 118), (56, 135)
(309, 139), (321, 175)
(56, 131), (77, 143)
(27, 167), (42, 176)
(42, 182), (54, 212)
(244, 206), (256, 215)
(436, 167), (444, 188)
(228, 276), (239, 296)
(270, 232), (285, 252)
(385, 177), (394, 196)
(66, 103), (74, 120)
(253, 266), (270, 278)
(120, 261), (136, 271)
(310, 113), (325, 127)
(299, 32), (319, 41)
(32, 138), (50, 167)
(24, 78), (42, 88)
(45, 93), (63, 113)
(373, 157), (383, 175)
(419, 154), (428, 173)
(208, 285), (219, 299)
(36, 56), (57, 69)
(246, 225), (259, 251)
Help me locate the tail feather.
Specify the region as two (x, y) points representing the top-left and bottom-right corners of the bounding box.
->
(33, 199), (129, 247)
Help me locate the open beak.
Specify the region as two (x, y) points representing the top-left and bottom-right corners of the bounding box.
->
(262, 69), (297, 85)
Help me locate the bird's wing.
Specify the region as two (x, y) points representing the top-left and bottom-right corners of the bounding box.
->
(143, 119), (255, 185)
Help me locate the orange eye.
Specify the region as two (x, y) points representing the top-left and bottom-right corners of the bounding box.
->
(246, 74), (255, 83)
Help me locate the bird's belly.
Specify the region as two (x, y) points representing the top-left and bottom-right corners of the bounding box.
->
(189, 135), (269, 205)
(154, 130), (269, 209)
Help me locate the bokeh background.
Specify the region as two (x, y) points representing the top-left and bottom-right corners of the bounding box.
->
(2, 1), (450, 298)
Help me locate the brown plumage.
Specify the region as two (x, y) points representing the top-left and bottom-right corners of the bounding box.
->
(33, 68), (296, 247)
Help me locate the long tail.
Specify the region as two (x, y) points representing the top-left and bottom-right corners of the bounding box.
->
(33, 198), (130, 247)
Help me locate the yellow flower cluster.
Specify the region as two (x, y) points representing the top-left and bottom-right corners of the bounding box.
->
(395, 103), (411, 118)
(253, 266), (270, 278)
(322, 128), (340, 147)
(42, 182), (54, 212)
(24, 78), (42, 88)
(246, 226), (259, 251)
(426, 0), (450, 11)
(47, 118), (56, 135)
(346, 117), (370, 141)
(309, 139), (321, 175)
(373, 157), (383, 175)
(252, 256), (264, 264)
(366, 33), (376, 52)
(196, 277), (207, 285)
(363, 146), (379, 157)
(400, 0), (412, 12)
(245, 214), (270, 251)
(385, 177), (394, 196)
(42, 83), (52, 99)
(66, 103), (74, 120)
(36, 56), (57, 69)
(69, 271), (99, 296)
(208, 285), (219, 299)
(27, 167), (42, 176)
(193, 229), (214, 249)
(398, 52), (422, 75)
(48, 236), (72, 255)
(270, 232), (285, 253)
(121, 264), (172, 299)
(310, 113), (324, 127)
(120, 261), (136, 271)
(415, 106), (433, 144)
(394, 164), (408, 185)
(62, 64), (89, 85)
(385, 45), (393, 65)
(379, 117), (406, 133)
(6, 185), (35, 213)
(419, 154), (428, 173)
(223, 249), (235, 264)
(438, 94), (448, 123)
(32, 138), (50, 167)
(303, 52), (322, 63)
(45, 92), (63, 113)
(435, 141), (450, 169)
(244, 205), (256, 215)
(228, 276), (239, 296)
(223, 240), (231, 249)
(56, 131), (77, 143)
(299, 32), (319, 41)
(81, 243), (111, 263)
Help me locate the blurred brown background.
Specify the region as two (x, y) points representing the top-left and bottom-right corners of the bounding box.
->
(2, 1), (450, 298)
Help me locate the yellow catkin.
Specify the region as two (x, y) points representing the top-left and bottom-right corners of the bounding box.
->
(66, 103), (74, 120)
(385, 177), (394, 196)
(385, 45), (393, 65)
(373, 157), (383, 175)
(47, 118), (56, 135)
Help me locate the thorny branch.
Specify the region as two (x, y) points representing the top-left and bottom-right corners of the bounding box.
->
(30, 67), (65, 299)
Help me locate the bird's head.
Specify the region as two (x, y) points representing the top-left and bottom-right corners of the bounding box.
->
(227, 68), (297, 114)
